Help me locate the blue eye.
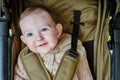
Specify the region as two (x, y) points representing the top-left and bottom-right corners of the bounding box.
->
(26, 33), (33, 37)
(41, 28), (48, 32)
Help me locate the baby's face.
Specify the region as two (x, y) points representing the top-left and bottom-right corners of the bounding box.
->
(20, 11), (62, 55)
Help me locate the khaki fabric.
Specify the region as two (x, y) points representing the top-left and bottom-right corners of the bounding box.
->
(116, 0), (120, 14)
(94, 0), (110, 80)
(20, 48), (79, 80)
(11, 0), (110, 80)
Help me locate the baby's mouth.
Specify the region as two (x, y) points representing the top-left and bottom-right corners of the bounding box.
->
(39, 42), (48, 47)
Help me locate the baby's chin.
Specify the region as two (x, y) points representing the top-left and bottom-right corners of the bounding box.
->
(36, 47), (54, 55)
(38, 51), (51, 58)
(38, 50), (50, 55)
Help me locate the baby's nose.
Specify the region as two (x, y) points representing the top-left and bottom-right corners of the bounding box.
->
(36, 34), (44, 41)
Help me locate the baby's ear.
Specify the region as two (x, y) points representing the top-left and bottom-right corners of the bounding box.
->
(20, 35), (27, 44)
(56, 23), (63, 38)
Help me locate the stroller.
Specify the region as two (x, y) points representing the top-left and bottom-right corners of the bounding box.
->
(0, 0), (120, 80)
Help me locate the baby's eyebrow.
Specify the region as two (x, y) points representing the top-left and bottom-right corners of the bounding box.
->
(42, 24), (53, 28)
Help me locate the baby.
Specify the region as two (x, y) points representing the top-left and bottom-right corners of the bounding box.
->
(14, 5), (93, 80)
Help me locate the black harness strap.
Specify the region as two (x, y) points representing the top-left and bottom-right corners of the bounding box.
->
(68, 10), (84, 58)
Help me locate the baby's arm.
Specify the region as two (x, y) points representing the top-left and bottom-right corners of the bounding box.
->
(14, 56), (29, 80)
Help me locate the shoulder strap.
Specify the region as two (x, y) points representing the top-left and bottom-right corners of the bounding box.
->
(20, 49), (79, 80)
(20, 51), (51, 80)
(70, 10), (84, 58)
(53, 50), (79, 80)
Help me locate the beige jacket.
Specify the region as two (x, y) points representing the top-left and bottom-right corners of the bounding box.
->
(14, 33), (93, 80)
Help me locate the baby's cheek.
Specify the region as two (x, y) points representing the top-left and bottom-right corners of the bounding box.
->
(50, 39), (58, 47)
(28, 44), (36, 52)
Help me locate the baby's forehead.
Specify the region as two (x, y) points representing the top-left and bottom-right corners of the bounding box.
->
(22, 11), (54, 25)
(23, 9), (50, 19)
(20, 9), (55, 28)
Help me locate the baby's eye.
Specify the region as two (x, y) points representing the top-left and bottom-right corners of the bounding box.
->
(41, 28), (49, 32)
(26, 33), (33, 37)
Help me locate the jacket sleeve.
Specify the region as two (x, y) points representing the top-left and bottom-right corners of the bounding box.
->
(77, 53), (93, 80)
(14, 56), (29, 80)
(77, 41), (93, 80)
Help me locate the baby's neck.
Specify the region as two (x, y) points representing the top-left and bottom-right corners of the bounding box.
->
(39, 47), (59, 58)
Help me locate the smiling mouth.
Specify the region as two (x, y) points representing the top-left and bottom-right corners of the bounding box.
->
(39, 43), (48, 47)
